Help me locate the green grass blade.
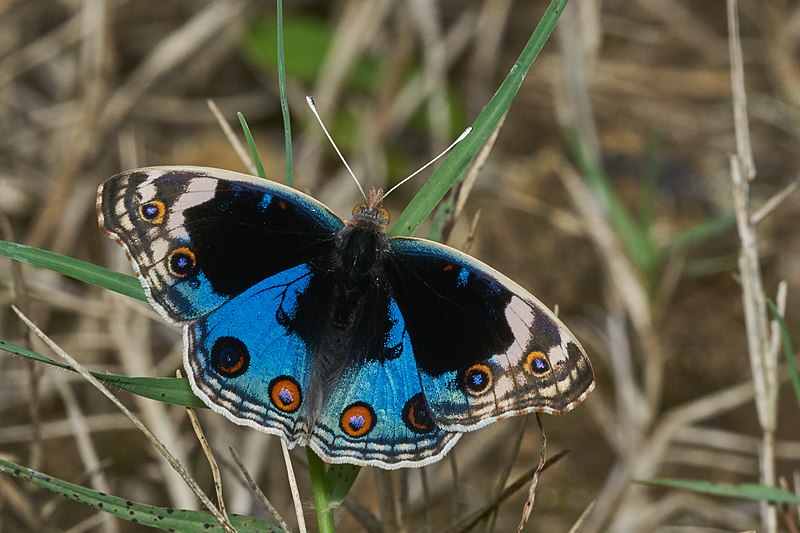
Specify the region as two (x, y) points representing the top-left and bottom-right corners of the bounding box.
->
(1, 458), (282, 532)
(0, 240), (145, 302)
(639, 136), (661, 233)
(238, 112), (267, 179)
(276, 0), (293, 187)
(326, 464), (361, 507)
(389, 0), (571, 238)
(664, 213), (736, 252)
(0, 340), (205, 408)
(641, 478), (800, 505)
(767, 300), (800, 409)
(306, 448), (336, 533)
(567, 132), (655, 274)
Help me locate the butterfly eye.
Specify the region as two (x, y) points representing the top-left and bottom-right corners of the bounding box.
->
(139, 201), (166, 224)
(269, 376), (302, 413)
(379, 208), (390, 224)
(351, 203), (364, 216)
(211, 336), (249, 378)
(168, 247), (196, 278)
(524, 351), (552, 376)
(340, 402), (376, 438)
(402, 393), (435, 434)
(462, 364), (493, 396)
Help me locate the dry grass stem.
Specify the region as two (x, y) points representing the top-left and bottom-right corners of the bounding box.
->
(515, 414), (547, 533)
(10, 306), (236, 533)
(53, 379), (118, 533)
(752, 175), (800, 224)
(110, 310), (195, 508)
(279, 440), (306, 533)
(728, 1), (780, 530)
(207, 99), (257, 176)
(184, 403), (228, 519)
(228, 445), (291, 532)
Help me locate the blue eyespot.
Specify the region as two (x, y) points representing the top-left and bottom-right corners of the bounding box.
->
(211, 336), (249, 377)
(463, 364), (492, 396)
(524, 351), (551, 376)
(168, 247), (196, 278)
(139, 201), (165, 224)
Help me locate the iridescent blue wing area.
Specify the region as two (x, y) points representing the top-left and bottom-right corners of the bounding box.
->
(384, 237), (595, 433)
(310, 297), (459, 469)
(186, 263), (316, 446)
(98, 167), (342, 323)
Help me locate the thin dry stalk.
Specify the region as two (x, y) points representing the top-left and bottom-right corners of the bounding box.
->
(110, 310), (195, 508)
(184, 404), (228, 518)
(10, 306), (237, 533)
(53, 379), (118, 533)
(515, 414), (547, 532)
(207, 99), (257, 176)
(728, 1), (780, 531)
(228, 445), (291, 532)
(752, 175), (800, 224)
(279, 440), (307, 533)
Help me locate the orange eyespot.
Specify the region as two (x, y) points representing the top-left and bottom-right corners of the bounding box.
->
(443, 264), (454, 272)
(269, 376), (302, 413)
(278, 200), (288, 210)
(340, 402), (376, 438)
(139, 200), (166, 224)
(524, 351), (552, 376)
(463, 364), (493, 396)
(168, 247), (196, 278)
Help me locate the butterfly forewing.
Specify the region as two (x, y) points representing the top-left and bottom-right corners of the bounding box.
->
(98, 167), (342, 323)
(385, 237), (595, 432)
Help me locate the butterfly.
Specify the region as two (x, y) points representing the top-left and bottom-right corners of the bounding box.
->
(97, 166), (594, 469)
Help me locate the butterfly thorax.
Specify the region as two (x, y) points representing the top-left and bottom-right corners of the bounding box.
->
(302, 196), (393, 429)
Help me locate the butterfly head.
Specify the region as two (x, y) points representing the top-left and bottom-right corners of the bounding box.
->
(349, 187), (390, 233)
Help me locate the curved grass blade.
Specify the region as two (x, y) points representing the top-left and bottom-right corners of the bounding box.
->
(238, 113), (267, 180)
(0, 340), (204, 408)
(389, 0), (571, 238)
(326, 463), (361, 507)
(0, 240), (145, 302)
(640, 478), (800, 505)
(767, 300), (800, 409)
(276, 0), (293, 187)
(1, 458), (282, 532)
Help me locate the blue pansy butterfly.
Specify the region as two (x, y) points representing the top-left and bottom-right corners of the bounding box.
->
(97, 166), (594, 469)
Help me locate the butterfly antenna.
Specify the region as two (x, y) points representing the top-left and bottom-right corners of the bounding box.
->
(306, 95), (367, 201)
(380, 127), (472, 202)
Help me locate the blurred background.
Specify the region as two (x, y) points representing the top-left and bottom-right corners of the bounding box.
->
(1, 0), (799, 531)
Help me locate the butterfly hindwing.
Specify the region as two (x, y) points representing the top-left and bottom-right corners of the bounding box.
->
(310, 297), (459, 469)
(186, 263), (317, 445)
(385, 237), (595, 432)
(98, 166), (343, 323)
